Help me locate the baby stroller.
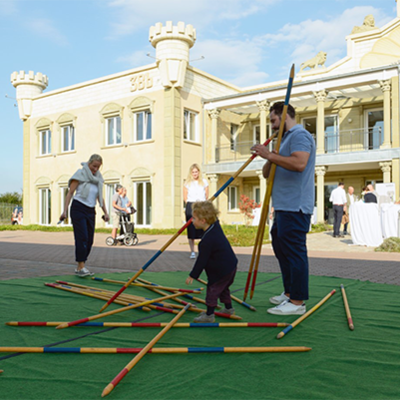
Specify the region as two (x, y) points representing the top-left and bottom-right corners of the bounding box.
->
(106, 212), (139, 246)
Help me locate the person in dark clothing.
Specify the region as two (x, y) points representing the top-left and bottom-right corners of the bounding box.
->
(364, 184), (378, 203)
(186, 201), (239, 323)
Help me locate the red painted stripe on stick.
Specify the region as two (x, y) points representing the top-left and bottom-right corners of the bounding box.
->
(68, 318), (89, 327)
(110, 368), (129, 386)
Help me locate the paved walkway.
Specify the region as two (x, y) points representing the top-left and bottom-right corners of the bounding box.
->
(0, 230), (399, 285)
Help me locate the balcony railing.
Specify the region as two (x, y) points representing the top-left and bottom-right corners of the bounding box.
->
(214, 128), (384, 163)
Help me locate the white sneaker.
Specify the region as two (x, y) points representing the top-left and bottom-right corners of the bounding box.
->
(190, 252), (196, 259)
(267, 300), (306, 315)
(75, 267), (94, 278)
(269, 292), (290, 305)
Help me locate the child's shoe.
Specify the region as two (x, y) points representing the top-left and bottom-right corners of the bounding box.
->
(193, 312), (215, 323)
(220, 307), (235, 315)
(189, 252), (196, 259)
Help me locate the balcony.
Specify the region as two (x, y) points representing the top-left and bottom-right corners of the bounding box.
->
(214, 128), (384, 163)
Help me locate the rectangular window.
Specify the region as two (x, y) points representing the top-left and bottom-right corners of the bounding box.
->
(40, 129), (52, 155)
(325, 115), (339, 154)
(134, 110), (152, 141)
(253, 125), (270, 144)
(134, 181), (152, 226)
(39, 188), (51, 225)
(365, 109), (384, 150)
(61, 125), (75, 152)
(60, 187), (72, 225)
(253, 187), (260, 204)
(230, 124), (239, 151)
(228, 186), (238, 211)
(183, 110), (198, 142)
(106, 116), (122, 146)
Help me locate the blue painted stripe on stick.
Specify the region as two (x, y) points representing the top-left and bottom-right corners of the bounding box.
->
(284, 75), (294, 105)
(188, 323), (219, 328)
(213, 177), (234, 198)
(282, 325), (293, 335)
(44, 347), (81, 353)
(142, 251), (162, 270)
(188, 347), (224, 353)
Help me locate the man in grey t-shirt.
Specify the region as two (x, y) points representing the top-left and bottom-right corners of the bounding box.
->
(251, 101), (316, 316)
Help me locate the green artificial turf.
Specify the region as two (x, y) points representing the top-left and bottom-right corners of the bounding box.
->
(0, 271), (399, 400)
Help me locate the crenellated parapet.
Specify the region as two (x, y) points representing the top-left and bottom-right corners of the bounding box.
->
(10, 70), (48, 120)
(149, 21), (196, 88)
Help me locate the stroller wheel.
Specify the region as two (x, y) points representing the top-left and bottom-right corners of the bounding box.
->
(106, 236), (115, 246)
(123, 235), (134, 246)
(132, 235), (139, 246)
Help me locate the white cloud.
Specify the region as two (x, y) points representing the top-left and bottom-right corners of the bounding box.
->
(262, 6), (393, 70)
(116, 48), (154, 68)
(106, 0), (279, 38)
(26, 18), (69, 46)
(191, 39), (269, 87)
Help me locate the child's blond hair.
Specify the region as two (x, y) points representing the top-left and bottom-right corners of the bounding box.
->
(192, 201), (219, 225)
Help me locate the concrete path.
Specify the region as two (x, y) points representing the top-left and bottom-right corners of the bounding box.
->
(0, 230), (399, 285)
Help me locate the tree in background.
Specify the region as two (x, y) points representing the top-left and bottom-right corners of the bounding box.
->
(238, 194), (259, 225)
(0, 192), (23, 205)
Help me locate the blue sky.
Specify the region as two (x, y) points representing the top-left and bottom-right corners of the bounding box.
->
(0, 0), (396, 193)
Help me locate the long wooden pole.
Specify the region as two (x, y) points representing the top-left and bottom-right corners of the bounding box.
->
(56, 292), (184, 330)
(244, 64), (295, 301)
(0, 345), (310, 354)
(277, 289), (336, 339)
(101, 303), (191, 397)
(340, 284), (354, 330)
(99, 132), (278, 313)
(7, 321), (289, 328)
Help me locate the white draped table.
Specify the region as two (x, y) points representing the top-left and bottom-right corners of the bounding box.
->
(381, 203), (400, 239)
(349, 202), (383, 247)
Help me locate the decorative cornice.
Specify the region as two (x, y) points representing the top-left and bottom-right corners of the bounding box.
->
(315, 166), (327, 176)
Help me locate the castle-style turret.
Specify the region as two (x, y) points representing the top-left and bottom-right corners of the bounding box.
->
(10, 70), (48, 120)
(149, 21), (196, 88)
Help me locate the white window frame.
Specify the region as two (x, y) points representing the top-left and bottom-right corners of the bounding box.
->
(40, 129), (52, 155)
(134, 181), (152, 227)
(228, 186), (238, 211)
(60, 187), (72, 226)
(39, 187), (51, 225)
(230, 124), (239, 151)
(324, 114), (339, 153)
(133, 110), (152, 142)
(183, 109), (199, 142)
(253, 124), (270, 145)
(61, 124), (75, 153)
(364, 108), (384, 150)
(105, 115), (122, 146)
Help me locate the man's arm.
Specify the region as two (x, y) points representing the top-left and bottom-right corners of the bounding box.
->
(251, 144), (310, 172)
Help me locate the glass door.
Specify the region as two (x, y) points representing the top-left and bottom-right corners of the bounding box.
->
(365, 109), (383, 150)
(134, 181), (152, 227)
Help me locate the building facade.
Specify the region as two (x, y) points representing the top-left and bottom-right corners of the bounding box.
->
(11, 4), (400, 228)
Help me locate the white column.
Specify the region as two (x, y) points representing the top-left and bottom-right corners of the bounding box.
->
(379, 161), (392, 183)
(315, 166), (326, 223)
(379, 80), (391, 149)
(208, 109), (220, 163)
(256, 100), (270, 144)
(256, 169), (266, 203)
(207, 173), (219, 208)
(314, 90), (327, 155)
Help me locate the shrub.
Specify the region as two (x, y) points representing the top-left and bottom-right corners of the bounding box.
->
(375, 237), (400, 252)
(238, 194), (259, 225)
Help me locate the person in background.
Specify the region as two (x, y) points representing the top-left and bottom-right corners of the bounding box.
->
(183, 163), (209, 259)
(120, 187), (133, 221)
(60, 154), (109, 277)
(111, 185), (128, 241)
(329, 182), (347, 238)
(343, 186), (356, 235)
(364, 184), (378, 203)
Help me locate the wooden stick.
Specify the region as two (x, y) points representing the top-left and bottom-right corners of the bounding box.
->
(101, 303), (191, 397)
(0, 345), (310, 354)
(99, 133), (279, 313)
(7, 321), (289, 328)
(277, 289), (336, 339)
(56, 292), (184, 330)
(245, 64), (295, 301)
(136, 277), (208, 306)
(340, 284), (354, 330)
(196, 278), (256, 311)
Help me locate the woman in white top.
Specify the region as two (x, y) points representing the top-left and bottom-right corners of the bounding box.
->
(183, 163), (209, 258)
(60, 154), (109, 277)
